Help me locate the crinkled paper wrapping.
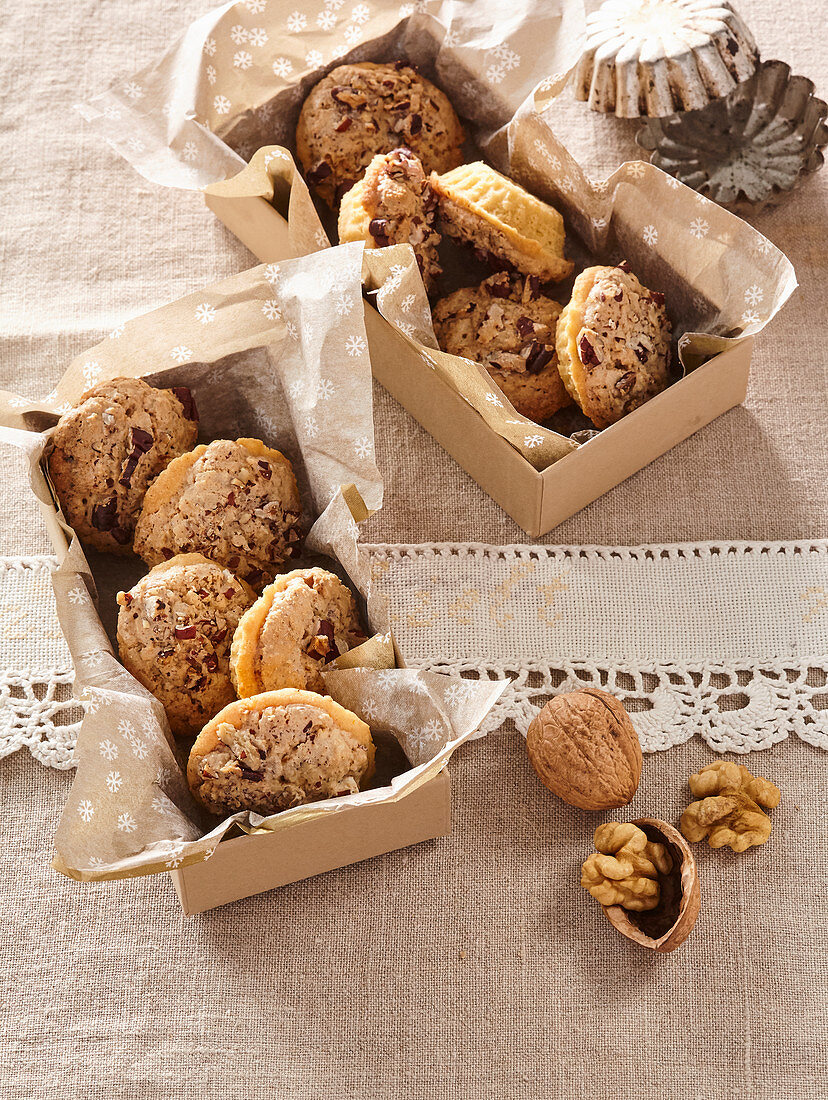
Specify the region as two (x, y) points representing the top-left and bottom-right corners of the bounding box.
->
(0, 245), (507, 882)
(79, 0), (797, 471)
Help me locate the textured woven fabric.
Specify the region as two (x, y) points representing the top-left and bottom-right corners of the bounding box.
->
(0, 0), (827, 1096)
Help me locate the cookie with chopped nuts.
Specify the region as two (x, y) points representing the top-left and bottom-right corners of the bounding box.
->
(431, 272), (571, 422)
(116, 554), (256, 738)
(187, 689), (376, 817)
(296, 62), (464, 208)
(46, 377), (198, 554)
(338, 148), (441, 290)
(430, 162), (574, 283)
(133, 438), (302, 589)
(556, 264), (672, 429)
(230, 567), (367, 698)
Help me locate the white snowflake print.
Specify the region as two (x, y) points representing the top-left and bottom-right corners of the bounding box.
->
(351, 3), (370, 22)
(7, 395), (27, 408)
(206, 65), (217, 85)
(126, 137), (145, 154)
(214, 95), (231, 116)
(81, 651), (105, 671)
(165, 854), (184, 869)
(347, 517), (361, 541)
(129, 738), (149, 760)
(689, 217), (709, 239)
(286, 378), (305, 400)
(285, 320), (298, 340)
(400, 294), (417, 314)
(261, 299), (282, 321)
(317, 9), (336, 28)
(744, 284), (764, 307)
(642, 224), (658, 246)
(264, 263), (281, 284)
(151, 797), (177, 818)
(82, 688), (109, 715)
(263, 149), (287, 168)
(314, 227), (330, 248)
(68, 586), (90, 606)
(741, 309), (761, 326)
(248, 27), (269, 46)
(665, 175), (681, 189)
(87, 856), (105, 871)
(99, 739), (119, 761)
(287, 10), (307, 32)
(377, 669), (397, 689)
(627, 162), (646, 179)
(335, 293), (353, 317)
(77, 800), (95, 823)
(443, 681), (465, 707)
(194, 303), (215, 325)
(273, 57), (293, 78)
(326, 0), (346, 9)
(362, 697), (379, 721)
(170, 345), (193, 364)
(103, 104), (121, 120)
(485, 63), (506, 84)
(399, 2), (415, 15)
(182, 142), (199, 163)
(203, 36), (216, 56)
(524, 434), (544, 449)
(592, 216), (608, 231)
(484, 392), (503, 407)
(118, 719), (136, 739)
(117, 812), (137, 834)
(106, 771), (122, 793)
(421, 718), (445, 740)
(203, 845), (218, 860)
(491, 43), (520, 71)
(245, 0), (266, 11)
(305, 416), (319, 439)
(302, 49), (323, 70)
(122, 81), (144, 100)
(317, 378), (334, 400)
(345, 335), (367, 357)
(234, 50), (253, 70)
(155, 765), (172, 786)
(354, 436), (373, 459)
(82, 361), (101, 385)
(343, 23), (362, 45)
(229, 24), (249, 44)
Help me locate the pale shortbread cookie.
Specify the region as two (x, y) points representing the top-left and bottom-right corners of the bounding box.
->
(430, 162), (574, 282)
(133, 438), (301, 589)
(230, 567), (366, 697)
(187, 689), (376, 816)
(296, 62), (464, 208)
(47, 377), (198, 554)
(116, 554), (256, 737)
(338, 148), (441, 289)
(432, 272), (571, 422)
(556, 263), (672, 429)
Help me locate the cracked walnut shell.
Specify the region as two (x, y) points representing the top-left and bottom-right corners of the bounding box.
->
(526, 689), (642, 810)
(680, 761), (781, 852)
(581, 822), (672, 911)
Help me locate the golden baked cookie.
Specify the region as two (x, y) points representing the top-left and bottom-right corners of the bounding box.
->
(431, 271), (571, 422)
(296, 62), (464, 207)
(116, 553), (256, 737)
(430, 162), (574, 282)
(133, 438), (302, 589)
(556, 263), (672, 428)
(338, 148), (441, 290)
(230, 567), (366, 697)
(187, 689), (376, 817)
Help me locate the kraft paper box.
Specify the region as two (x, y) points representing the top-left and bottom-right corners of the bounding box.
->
(78, 0), (797, 536)
(0, 249), (506, 914)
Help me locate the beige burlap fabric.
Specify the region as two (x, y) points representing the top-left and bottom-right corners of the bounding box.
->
(0, 0), (826, 1096)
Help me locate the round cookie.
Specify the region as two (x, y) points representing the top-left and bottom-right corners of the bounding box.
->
(133, 438), (302, 589)
(187, 689), (376, 817)
(296, 62), (464, 207)
(432, 272), (572, 422)
(230, 567), (367, 697)
(338, 148), (441, 290)
(556, 263), (672, 429)
(47, 378), (198, 554)
(116, 554), (256, 738)
(430, 162), (574, 282)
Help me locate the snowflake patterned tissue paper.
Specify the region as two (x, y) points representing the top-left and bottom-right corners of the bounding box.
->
(0, 244), (506, 883)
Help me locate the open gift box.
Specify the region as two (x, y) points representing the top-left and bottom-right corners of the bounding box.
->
(80, 0), (797, 537)
(0, 251), (505, 914)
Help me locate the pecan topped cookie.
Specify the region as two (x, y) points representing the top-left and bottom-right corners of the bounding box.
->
(432, 272), (571, 422)
(117, 553), (255, 737)
(556, 264), (672, 428)
(133, 438), (302, 589)
(47, 377), (198, 554)
(296, 62), (464, 207)
(338, 148), (441, 289)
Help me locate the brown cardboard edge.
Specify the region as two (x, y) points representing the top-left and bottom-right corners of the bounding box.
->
(168, 768), (452, 915)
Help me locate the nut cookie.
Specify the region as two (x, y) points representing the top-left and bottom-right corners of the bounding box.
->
(556, 263), (672, 429)
(231, 567), (367, 697)
(338, 148), (441, 290)
(430, 162), (574, 282)
(133, 438), (302, 589)
(432, 272), (571, 422)
(47, 377), (198, 554)
(296, 62), (464, 207)
(187, 689), (376, 817)
(116, 554), (256, 738)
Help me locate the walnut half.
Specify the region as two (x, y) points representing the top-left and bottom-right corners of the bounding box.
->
(680, 761), (781, 853)
(581, 821), (672, 911)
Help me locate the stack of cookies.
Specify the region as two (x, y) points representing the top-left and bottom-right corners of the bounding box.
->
(296, 61), (673, 430)
(47, 377), (376, 819)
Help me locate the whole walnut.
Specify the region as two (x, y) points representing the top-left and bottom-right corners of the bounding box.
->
(680, 761), (781, 852)
(581, 822), (672, 911)
(526, 689), (642, 810)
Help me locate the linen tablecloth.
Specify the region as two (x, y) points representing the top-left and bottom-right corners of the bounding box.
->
(1, 0), (826, 1097)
